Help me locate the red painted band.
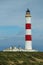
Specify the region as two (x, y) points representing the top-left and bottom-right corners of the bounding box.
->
(25, 35), (32, 41)
(25, 24), (31, 29)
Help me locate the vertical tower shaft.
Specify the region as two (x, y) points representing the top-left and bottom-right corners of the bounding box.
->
(25, 9), (32, 50)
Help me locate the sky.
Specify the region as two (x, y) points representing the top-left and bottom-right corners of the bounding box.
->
(0, 0), (43, 51)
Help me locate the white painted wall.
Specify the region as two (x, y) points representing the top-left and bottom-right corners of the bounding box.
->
(25, 41), (32, 50)
(26, 29), (31, 35)
(25, 17), (31, 23)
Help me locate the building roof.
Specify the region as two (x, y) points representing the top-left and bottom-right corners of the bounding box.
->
(26, 9), (30, 13)
(25, 9), (31, 17)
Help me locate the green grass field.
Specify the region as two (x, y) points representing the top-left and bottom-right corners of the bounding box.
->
(0, 52), (43, 65)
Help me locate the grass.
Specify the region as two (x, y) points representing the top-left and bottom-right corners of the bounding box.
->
(0, 52), (43, 65)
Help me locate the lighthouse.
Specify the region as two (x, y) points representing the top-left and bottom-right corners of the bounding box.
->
(3, 9), (38, 52)
(25, 9), (32, 50)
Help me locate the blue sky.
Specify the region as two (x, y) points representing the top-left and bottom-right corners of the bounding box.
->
(0, 0), (43, 51)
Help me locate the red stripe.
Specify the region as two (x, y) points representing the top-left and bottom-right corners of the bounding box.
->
(25, 35), (32, 41)
(26, 24), (31, 29)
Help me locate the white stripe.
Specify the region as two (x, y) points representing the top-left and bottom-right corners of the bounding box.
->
(26, 29), (31, 35)
(25, 41), (32, 50)
(26, 17), (31, 23)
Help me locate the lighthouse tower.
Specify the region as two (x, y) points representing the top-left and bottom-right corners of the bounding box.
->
(25, 9), (32, 50)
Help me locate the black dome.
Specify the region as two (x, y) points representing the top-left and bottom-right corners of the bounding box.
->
(26, 9), (30, 13)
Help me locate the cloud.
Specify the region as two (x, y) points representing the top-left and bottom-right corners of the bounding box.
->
(0, 0), (43, 27)
(0, 0), (27, 26)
